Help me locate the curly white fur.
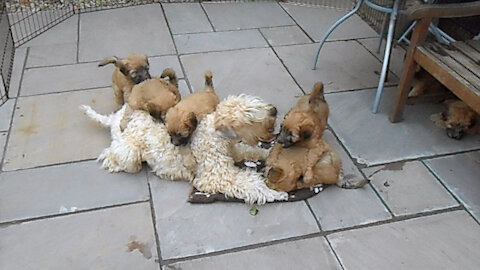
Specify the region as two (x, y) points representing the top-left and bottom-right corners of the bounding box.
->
(80, 104), (195, 181)
(190, 95), (288, 204)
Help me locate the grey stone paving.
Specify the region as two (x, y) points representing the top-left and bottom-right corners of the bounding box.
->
(174, 29), (268, 55)
(203, 2), (295, 31)
(1, 2), (479, 269)
(280, 3), (378, 41)
(329, 211), (480, 270)
(163, 237), (342, 270)
(326, 87), (480, 166)
(150, 177), (318, 260)
(363, 161), (458, 217)
(357, 37), (407, 78)
(0, 161), (149, 223)
(79, 4), (176, 62)
(274, 41), (397, 93)
(259, 25), (312, 46)
(3, 88), (115, 171)
(0, 203), (159, 270)
(424, 151), (480, 222)
(164, 3), (213, 34)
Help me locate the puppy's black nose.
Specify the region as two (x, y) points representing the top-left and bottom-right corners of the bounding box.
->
(269, 107), (277, 117)
(446, 128), (463, 140)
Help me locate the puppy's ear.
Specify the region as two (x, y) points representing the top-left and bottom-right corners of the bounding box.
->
(114, 59), (129, 77)
(309, 82), (325, 106)
(187, 112), (198, 130)
(216, 126), (237, 139)
(269, 106), (277, 117)
(98, 56), (118, 67)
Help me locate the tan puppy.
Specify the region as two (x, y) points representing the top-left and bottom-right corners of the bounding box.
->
(276, 82), (328, 148)
(431, 99), (478, 140)
(165, 71), (219, 146)
(120, 68), (180, 131)
(98, 53), (151, 109)
(266, 140), (341, 192)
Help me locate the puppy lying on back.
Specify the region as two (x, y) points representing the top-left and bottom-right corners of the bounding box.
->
(98, 53), (151, 109)
(266, 139), (342, 192)
(277, 82), (328, 148)
(431, 99), (479, 140)
(165, 71), (219, 146)
(120, 68), (181, 131)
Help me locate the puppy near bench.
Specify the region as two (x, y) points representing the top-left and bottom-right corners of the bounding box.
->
(98, 53), (151, 109)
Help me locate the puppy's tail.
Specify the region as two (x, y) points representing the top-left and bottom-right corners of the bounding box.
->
(98, 56), (118, 67)
(160, 68), (178, 86)
(308, 82), (325, 105)
(204, 70), (214, 92)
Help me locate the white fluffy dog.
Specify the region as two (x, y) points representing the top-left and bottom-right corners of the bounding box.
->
(80, 104), (196, 181)
(190, 94), (288, 204)
(81, 94), (287, 204)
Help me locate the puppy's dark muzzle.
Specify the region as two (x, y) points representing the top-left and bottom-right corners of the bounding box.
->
(171, 136), (190, 146)
(446, 127), (464, 140)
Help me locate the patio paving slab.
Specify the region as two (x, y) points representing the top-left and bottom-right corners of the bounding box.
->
(8, 47), (27, 98)
(357, 37), (407, 78)
(363, 161), (458, 217)
(0, 132), (6, 161)
(21, 62), (112, 96)
(21, 14), (78, 47)
(307, 129), (391, 231)
(260, 25), (312, 47)
(174, 29), (268, 55)
(424, 151), (480, 222)
(180, 47), (302, 118)
(79, 4), (175, 62)
(163, 237), (341, 270)
(274, 41), (397, 93)
(0, 161), (149, 223)
(329, 211), (480, 270)
(0, 99), (15, 131)
(326, 87), (480, 166)
(281, 3), (378, 42)
(308, 184), (391, 231)
(3, 88), (115, 171)
(0, 203), (159, 270)
(149, 177), (319, 260)
(163, 3), (213, 34)
(26, 43), (77, 68)
(149, 55), (184, 79)
(202, 2), (295, 31)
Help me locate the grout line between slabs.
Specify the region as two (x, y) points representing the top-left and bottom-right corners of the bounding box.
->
(162, 205), (463, 266)
(76, 13), (80, 63)
(257, 28), (306, 94)
(198, 2), (217, 33)
(0, 200), (149, 228)
(276, 1), (315, 43)
(0, 47), (29, 172)
(160, 3), (193, 94)
(146, 172), (164, 269)
(2, 157), (97, 173)
(421, 160), (480, 226)
(17, 85), (111, 99)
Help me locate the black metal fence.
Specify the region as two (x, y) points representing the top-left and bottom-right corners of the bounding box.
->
(1, 1), (14, 104)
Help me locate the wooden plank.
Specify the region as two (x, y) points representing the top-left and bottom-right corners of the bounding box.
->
(451, 41), (480, 63)
(390, 17), (431, 123)
(432, 43), (480, 86)
(414, 48), (480, 114)
(407, 1), (480, 19)
(466, 40), (480, 53)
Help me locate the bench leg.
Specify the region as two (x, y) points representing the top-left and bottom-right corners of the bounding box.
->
(389, 17), (431, 123)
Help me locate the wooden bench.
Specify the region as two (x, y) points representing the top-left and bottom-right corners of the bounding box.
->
(390, 1), (480, 123)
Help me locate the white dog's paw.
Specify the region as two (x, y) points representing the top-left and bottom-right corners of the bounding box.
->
(79, 105), (91, 114)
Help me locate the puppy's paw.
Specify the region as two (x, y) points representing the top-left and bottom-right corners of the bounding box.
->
(337, 178), (369, 189)
(79, 105), (92, 114)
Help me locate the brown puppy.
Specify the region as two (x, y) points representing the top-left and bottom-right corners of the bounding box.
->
(98, 53), (151, 109)
(165, 71), (220, 146)
(120, 68), (181, 131)
(277, 82), (328, 148)
(266, 140), (342, 192)
(431, 99), (478, 140)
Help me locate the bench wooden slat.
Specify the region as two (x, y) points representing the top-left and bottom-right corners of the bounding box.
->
(466, 40), (480, 53)
(415, 47), (480, 114)
(419, 44), (480, 90)
(451, 41), (480, 64)
(435, 43), (480, 86)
